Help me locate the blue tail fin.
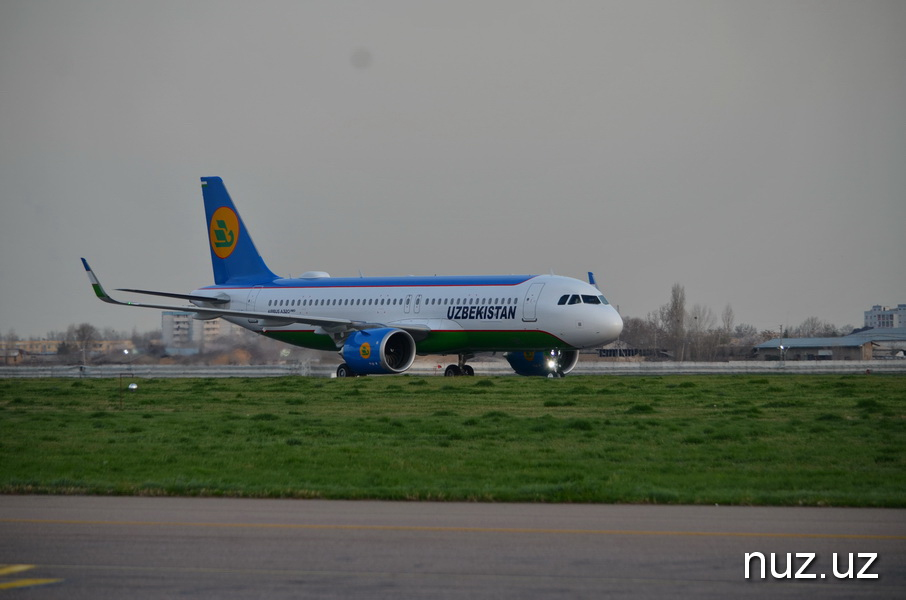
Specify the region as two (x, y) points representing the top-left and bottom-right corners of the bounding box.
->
(201, 177), (277, 285)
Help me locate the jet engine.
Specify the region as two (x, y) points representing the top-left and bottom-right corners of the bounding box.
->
(338, 328), (416, 376)
(504, 349), (579, 377)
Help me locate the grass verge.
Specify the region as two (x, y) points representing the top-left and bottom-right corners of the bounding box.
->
(0, 374), (903, 505)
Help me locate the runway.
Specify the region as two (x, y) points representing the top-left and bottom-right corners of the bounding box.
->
(1, 496), (904, 599)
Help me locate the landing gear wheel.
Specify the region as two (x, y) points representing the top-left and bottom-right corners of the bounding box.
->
(336, 363), (355, 378)
(444, 365), (462, 377)
(462, 365), (475, 376)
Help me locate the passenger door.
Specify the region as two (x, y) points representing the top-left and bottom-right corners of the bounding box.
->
(522, 283), (545, 322)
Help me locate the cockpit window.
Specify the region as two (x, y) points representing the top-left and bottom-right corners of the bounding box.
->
(559, 293), (610, 306)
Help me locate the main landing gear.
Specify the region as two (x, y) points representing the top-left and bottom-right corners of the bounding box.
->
(444, 354), (475, 377)
(336, 363), (357, 378)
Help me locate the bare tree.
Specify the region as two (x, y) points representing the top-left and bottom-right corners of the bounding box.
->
(721, 304), (734, 338)
(2, 329), (19, 365)
(67, 323), (99, 365)
(620, 316), (661, 350)
(664, 283), (686, 360)
(687, 303), (717, 361)
(791, 316), (839, 338)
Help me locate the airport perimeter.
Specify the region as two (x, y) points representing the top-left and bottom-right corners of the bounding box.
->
(2, 359), (905, 378)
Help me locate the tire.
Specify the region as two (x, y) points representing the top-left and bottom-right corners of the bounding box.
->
(444, 365), (462, 377)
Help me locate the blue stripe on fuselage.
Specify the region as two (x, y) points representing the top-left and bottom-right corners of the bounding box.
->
(201, 274), (537, 291)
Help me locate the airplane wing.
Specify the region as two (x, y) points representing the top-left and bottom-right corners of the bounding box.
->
(81, 258), (431, 341)
(115, 288), (230, 304)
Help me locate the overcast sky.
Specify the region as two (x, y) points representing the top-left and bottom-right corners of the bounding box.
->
(1, 0), (904, 340)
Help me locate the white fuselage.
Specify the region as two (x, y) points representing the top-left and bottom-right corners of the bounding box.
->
(195, 274), (623, 353)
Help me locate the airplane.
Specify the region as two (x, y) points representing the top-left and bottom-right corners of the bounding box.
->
(82, 176), (623, 377)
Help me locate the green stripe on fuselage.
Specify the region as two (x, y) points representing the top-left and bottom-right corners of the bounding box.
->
(263, 330), (338, 352)
(262, 329), (570, 354)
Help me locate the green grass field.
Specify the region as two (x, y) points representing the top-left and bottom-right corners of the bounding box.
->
(1, 374), (903, 505)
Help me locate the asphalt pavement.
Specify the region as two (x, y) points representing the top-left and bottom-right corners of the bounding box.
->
(1, 496), (904, 599)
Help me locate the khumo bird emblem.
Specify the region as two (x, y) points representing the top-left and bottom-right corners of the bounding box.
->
(209, 207), (239, 259)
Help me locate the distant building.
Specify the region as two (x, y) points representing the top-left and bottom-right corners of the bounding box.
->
(161, 312), (237, 354)
(10, 339), (63, 355)
(865, 304), (906, 329)
(3, 339), (134, 361)
(754, 328), (906, 361)
(2, 348), (24, 365)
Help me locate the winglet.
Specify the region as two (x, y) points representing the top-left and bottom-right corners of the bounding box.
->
(81, 258), (125, 305)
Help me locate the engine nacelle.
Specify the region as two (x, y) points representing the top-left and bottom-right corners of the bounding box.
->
(341, 328), (416, 375)
(505, 350), (579, 377)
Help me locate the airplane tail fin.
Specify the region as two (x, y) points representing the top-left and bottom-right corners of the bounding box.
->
(201, 177), (277, 285)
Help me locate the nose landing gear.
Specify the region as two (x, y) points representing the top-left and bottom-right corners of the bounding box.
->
(546, 349), (566, 378)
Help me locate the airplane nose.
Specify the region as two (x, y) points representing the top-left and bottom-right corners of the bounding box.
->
(563, 304), (624, 348)
(604, 306), (623, 341)
(575, 306), (623, 348)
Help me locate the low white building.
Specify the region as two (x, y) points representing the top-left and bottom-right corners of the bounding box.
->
(864, 304), (906, 329)
(161, 312), (238, 353)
